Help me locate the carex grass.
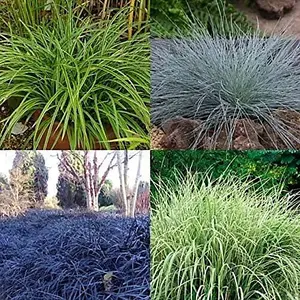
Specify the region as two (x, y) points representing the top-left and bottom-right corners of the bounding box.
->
(0, 9), (150, 150)
(151, 21), (300, 149)
(151, 172), (300, 300)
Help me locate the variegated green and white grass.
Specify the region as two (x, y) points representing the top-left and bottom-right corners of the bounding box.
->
(0, 9), (150, 149)
(151, 24), (300, 149)
(151, 173), (300, 300)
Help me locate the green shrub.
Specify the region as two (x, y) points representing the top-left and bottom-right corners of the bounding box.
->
(151, 173), (300, 299)
(0, 11), (150, 149)
(98, 180), (114, 207)
(43, 196), (60, 209)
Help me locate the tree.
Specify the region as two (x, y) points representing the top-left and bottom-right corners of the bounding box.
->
(10, 151), (48, 205)
(98, 180), (113, 207)
(32, 152), (48, 203)
(0, 168), (34, 217)
(57, 151), (117, 211)
(135, 181), (150, 214)
(57, 151), (86, 209)
(117, 150), (143, 217)
(0, 173), (8, 191)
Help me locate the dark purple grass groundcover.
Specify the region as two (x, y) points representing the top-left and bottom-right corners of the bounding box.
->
(0, 209), (150, 300)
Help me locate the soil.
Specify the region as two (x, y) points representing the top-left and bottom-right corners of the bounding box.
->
(151, 126), (165, 149)
(232, 0), (300, 37)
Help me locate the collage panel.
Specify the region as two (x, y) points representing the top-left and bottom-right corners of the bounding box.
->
(150, 0), (300, 150)
(2, 0), (300, 299)
(0, 150), (150, 299)
(151, 150), (300, 299)
(0, 1), (150, 150)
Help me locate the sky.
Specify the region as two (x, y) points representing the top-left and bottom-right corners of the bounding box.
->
(0, 151), (150, 197)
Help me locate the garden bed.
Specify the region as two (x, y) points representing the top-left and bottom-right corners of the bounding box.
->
(0, 209), (150, 300)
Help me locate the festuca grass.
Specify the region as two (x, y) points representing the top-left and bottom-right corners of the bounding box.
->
(151, 19), (300, 149)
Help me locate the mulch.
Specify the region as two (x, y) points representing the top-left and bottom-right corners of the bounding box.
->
(0, 103), (34, 150)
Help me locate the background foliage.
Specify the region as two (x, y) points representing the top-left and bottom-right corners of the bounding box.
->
(0, 0), (149, 38)
(151, 0), (253, 37)
(151, 150), (300, 196)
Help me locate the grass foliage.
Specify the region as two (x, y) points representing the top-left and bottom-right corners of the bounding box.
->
(0, 0), (149, 38)
(151, 30), (300, 149)
(0, 209), (150, 299)
(151, 0), (252, 37)
(0, 10), (150, 149)
(151, 173), (300, 299)
(0, 0), (67, 34)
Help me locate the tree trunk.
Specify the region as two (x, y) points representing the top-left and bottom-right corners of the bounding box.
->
(92, 194), (99, 211)
(123, 150), (130, 216)
(117, 151), (128, 216)
(130, 151), (142, 217)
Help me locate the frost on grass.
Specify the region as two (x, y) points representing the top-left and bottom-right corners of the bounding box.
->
(151, 35), (300, 149)
(0, 209), (150, 300)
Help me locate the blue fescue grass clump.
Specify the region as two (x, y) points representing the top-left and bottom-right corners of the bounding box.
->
(151, 28), (300, 149)
(151, 173), (300, 300)
(0, 209), (150, 300)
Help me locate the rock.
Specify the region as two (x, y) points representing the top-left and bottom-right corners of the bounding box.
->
(233, 135), (264, 150)
(202, 128), (230, 150)
(232, 119), (264, 150)
(11, 122), (28, 135)
(160, 117), (201, 149)
(272, 109), (300, 149)
(233, 118), (264, 136)
(203, 119), (264, 150)
(256, 0), (296, 19)
(258, 123), (281, 149)
(153, 111), (300, 150)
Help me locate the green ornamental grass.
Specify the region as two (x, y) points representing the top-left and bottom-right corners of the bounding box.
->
(0, 10), (150, 149)
(151, 173), (300, 299)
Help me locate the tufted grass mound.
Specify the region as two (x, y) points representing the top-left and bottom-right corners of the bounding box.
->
(151, 26), (300, 149)
(151, 173), (300, 300)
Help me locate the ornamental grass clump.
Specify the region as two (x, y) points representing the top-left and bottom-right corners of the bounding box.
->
(0, 209), (150, 299)
(0, 9), (150, 150)
(151, 27), (300, 149)
(151, 173), (300, 300)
